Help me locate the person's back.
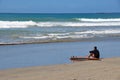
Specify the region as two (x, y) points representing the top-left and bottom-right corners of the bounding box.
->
(93, 49), (100, 58)
(93, 46), (100, 58)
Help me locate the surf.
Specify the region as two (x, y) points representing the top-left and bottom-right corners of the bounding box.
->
(1, 20), (120, 28)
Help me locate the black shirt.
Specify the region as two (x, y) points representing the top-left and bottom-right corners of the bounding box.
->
(93, 49), (100, 58)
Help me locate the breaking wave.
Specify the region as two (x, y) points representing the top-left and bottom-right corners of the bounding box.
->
(0, 29), (120, 45)
(20, 29), (120, 39)
(76, 18), (120, 22)
(1, 18), (120, 28)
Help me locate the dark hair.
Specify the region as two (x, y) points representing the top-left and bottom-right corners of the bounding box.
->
(94, 46), (97, 49)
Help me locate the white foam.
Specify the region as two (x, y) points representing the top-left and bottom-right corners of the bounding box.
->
(36, 21), (120, 27)
(19, 36), (50, 39)
(77, 18), (120, 22)
(1, 20), (120, 28)
(74, 30), (120, 34)
(0, 21), (37, 28)
(19, 29), (120, 40)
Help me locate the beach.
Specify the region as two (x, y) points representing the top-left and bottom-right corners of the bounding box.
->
(0, 40), (120, 80)
(0, 57), (120, 80)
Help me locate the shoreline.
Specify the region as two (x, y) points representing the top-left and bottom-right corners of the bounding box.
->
(0, 39), (120, 70)
(0, 57), (120, 80)
(0, 37), (120, 46)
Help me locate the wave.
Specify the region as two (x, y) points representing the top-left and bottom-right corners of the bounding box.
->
(76, 18), (120, 22)
(19, 30), (120, 40)
(0, 19), (120, 28)
(0, 29), (120, 45)
(0, 21), (36, 28)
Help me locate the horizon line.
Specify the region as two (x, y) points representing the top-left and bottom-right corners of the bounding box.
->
(0, 12), (120, 14)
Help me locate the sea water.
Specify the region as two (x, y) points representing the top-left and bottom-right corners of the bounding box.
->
(0, 13), (120, 69)
(0, 13), (120, 44)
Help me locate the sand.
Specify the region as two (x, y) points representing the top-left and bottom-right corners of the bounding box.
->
(0, 58), (120, 80)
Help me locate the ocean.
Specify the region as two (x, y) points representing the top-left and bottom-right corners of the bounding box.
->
(0, 13), (120, 69)
(0, 13), (120, 45)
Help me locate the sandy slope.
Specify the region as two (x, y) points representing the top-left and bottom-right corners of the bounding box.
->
(0, 58), (120, 80)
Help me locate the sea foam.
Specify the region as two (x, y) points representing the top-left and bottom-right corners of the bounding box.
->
(1, 18), (120, 28)
(77, 18), (120, 22)
(19, 29), (120, 40)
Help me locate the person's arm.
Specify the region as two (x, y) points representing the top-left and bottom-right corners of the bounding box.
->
(88, 53), (94, 58)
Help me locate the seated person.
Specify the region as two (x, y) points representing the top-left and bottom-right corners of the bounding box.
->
(88, 46), (100, 59)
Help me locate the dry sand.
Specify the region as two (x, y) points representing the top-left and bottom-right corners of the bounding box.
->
(0, 57), (120, 80)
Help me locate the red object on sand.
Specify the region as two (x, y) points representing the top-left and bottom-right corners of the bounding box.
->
(70, 57), (100, 61)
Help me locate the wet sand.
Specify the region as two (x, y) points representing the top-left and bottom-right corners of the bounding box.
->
(0, 57), (120, 80)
